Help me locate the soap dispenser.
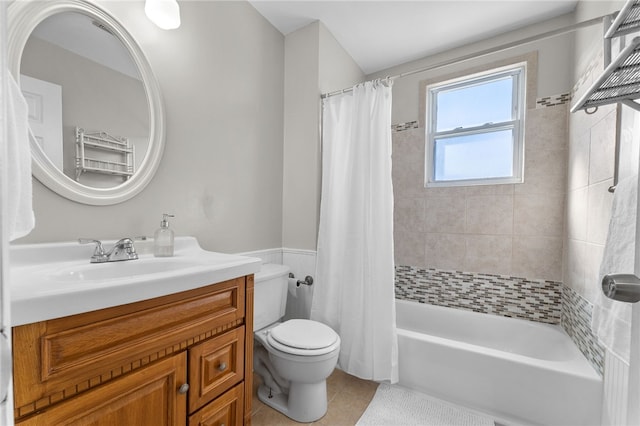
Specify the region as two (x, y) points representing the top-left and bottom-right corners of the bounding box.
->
(154, 214), (175, 257)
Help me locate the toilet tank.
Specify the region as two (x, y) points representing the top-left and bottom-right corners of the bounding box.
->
(253, 263), (290, 331)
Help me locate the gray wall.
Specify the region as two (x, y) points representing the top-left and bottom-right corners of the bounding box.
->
(282, 21), (365, 250)
(16, 0), (286, 253)
(18, 4), (365, 253)
(282, 22), (321, 251)
(368, 13), (577, 124)
(391, 72), (569, 281)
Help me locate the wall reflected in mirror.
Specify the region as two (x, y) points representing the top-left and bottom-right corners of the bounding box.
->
(20, 11), (150, 189)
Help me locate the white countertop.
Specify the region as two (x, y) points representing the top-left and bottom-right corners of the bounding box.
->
(9, 237), (261, 326)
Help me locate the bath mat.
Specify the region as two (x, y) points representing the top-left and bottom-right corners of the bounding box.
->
(356, 384), (494, 426)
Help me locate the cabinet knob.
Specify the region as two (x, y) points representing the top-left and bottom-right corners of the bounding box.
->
(178, 383), (190, 394)
(218, 362), (227, 372)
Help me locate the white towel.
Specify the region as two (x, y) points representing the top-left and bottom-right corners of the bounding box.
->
(5, 73), (35, 241)
(591, 174), (638, 364)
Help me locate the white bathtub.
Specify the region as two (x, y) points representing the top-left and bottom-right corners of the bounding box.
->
(396, 299), (602, 425)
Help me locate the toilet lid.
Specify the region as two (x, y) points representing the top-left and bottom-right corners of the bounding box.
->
(269, 319), (338, 350)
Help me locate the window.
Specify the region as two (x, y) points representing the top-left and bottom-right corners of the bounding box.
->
(425, 62), (526, 187)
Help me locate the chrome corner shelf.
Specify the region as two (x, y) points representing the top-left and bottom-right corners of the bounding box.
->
(605, 0), (640, 39)
(571, 0), (640, 113)
(571, 36), (640, 113)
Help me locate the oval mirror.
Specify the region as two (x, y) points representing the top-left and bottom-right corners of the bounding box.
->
(7, 0), (165, 205)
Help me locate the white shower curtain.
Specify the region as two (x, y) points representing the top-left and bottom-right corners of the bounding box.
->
(311, 79), (398, 383)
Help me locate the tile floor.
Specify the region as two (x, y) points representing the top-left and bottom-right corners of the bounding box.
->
(251, 369), (379, 425)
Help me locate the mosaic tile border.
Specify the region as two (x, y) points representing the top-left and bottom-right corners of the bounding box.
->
(392, 93), (569, 132)
(395, 265), (562, 324)
(561, 286), (605, 375)
(536, 93), (571, 108)
(392, 121), (419, 133)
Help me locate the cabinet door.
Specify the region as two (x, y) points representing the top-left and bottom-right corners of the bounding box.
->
(13, 278), (245, 419)
(189, 383), (244, 426)
(189, 327), (245, 413)
(18, 353), (187, 426)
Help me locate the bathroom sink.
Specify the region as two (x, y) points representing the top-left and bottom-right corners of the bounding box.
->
(49, 258), (206, 282)
(9, 237), (261, 326)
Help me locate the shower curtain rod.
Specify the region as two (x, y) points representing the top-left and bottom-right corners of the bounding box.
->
(321, 15), (606, 99)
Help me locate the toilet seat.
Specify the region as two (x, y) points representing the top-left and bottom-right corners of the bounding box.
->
(267, 319), (340, 356)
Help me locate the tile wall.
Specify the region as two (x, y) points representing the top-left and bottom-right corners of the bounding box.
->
(393, 102), (568, 282)
(392, 92), (609, 375)
(564, 44), (637, 409)
(565, 48), (618, 305)
(561, 285), (605, 374)
(395, 265), (562, 324)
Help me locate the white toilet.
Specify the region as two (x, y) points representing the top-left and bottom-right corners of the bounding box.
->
(253, 263), (340, 423)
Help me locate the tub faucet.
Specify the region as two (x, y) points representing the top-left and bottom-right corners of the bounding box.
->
(79, 238), (139, 263)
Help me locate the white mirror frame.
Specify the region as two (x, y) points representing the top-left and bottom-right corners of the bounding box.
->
(7, 0), (165, 205)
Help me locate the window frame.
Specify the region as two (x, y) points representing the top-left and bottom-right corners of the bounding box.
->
(425, 62), (526, 188)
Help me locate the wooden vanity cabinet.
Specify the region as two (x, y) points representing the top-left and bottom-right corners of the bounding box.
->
(189, 383), (244, 426)
(12, 275), (255, 426)
(17, 353), (188, 426)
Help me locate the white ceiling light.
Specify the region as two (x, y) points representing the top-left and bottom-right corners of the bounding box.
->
(145, 0), (181, 30)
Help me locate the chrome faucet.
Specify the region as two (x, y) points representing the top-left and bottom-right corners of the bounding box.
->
(79, 238), (139, 263)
